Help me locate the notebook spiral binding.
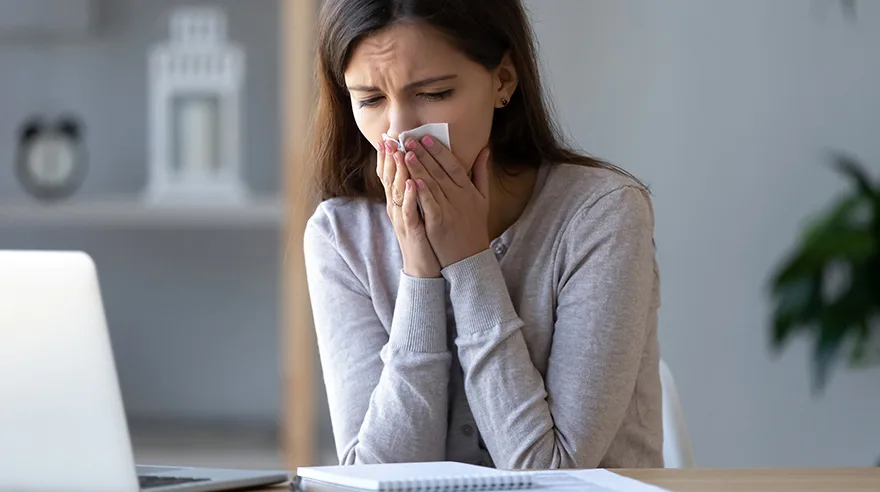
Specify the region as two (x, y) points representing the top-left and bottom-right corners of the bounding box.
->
(378, 473), (534, 491)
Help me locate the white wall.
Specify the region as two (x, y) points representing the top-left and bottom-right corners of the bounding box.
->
(526, 0), (880, 467)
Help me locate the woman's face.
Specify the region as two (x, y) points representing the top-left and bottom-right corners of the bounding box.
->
(344, 22), (516, 173)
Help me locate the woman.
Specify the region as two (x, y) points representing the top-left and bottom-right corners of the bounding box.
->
(303, 0), (663, 470)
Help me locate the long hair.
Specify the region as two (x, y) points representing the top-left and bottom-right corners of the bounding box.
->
(309, 0), (638, 202)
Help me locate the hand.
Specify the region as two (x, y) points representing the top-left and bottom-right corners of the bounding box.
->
(402, 136), (491, 268)
(378, 140), (442, 278)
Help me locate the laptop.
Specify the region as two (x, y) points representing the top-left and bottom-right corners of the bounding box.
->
(0, 250), (290, 492)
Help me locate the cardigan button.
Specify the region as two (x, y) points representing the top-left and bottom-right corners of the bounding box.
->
(493, 243), (508, 258)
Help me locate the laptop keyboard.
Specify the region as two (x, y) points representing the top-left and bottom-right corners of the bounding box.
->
(139, 475), (211, 489)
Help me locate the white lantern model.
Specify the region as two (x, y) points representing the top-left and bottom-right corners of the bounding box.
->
(145, 6), (247, 205)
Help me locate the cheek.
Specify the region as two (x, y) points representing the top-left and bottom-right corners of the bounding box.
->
(351, 107), (383, 148)
(448, 102), (494, 172)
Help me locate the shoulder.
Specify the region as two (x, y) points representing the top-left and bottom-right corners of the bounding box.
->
(543, 163), (654, 232)
(540, 164), (657, 285)
(548, 163), (652, 210)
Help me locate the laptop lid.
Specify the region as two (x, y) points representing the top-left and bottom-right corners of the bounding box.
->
(0, 250), (140, 492)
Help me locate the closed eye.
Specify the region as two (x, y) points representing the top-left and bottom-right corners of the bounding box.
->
(419, 89), (454, 102)
(358, 96), (384, 108)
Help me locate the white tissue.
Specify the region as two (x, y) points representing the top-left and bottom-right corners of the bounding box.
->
(382, 123), (451, 152)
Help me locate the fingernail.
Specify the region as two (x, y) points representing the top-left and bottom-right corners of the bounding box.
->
(377, 140), (385, 152)
(406, 180), (413, 191)
(406, 151), (416, 163)
(422, 136), (434, 147)
(393, 152), (402, 164)
(385, 141), (396, 152)
(417, 179), (426, 190)
(405, 139), (417, 151)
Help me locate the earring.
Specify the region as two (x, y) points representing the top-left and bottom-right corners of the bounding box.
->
(500, 98), (509, 107)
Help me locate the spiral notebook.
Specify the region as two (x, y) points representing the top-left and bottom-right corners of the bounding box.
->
(294, 461), (534, 491)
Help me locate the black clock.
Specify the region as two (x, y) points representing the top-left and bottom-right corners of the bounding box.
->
(16, 117), (88, 202)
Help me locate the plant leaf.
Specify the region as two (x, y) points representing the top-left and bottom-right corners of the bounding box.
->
(807, 229), (874, 260)
(801, 195), (864, 246)
(771, 274), (820, 349)
(831, 152), (880, 239)
(812, 262), (875, 392)
(832, 152), (877, 200)
(771, 230), (874, 291)
(812, 313), (848, 394)
(849, 319), (872, 366)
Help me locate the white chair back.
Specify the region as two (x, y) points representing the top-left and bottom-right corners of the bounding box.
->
(659, 359), (696, 468)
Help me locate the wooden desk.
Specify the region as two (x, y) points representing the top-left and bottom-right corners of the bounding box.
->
(615, 468), (880, 491)
(257, 467), (880, 492)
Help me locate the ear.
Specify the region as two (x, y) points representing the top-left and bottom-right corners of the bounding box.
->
(493, 51), (519, 108)
(56, 117), (82, 140)
(19, 118), (44, 142)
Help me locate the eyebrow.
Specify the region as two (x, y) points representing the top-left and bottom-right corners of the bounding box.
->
(347, 74), (458, 93)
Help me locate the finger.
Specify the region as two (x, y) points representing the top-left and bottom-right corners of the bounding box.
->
(382, 141), (397, 204)
(415, 178), (441, 224)
(403, 138), (454, 188)
(402, 179), (420, 231)
(375, 140), (385, 181)
(391, 151), (409, 208)
(409, 135), (470, 187)
(472, 147), (491, 198)
(405, 150), (448, 202)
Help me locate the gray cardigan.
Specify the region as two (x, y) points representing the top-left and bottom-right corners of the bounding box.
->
(303, 163), (663, 469)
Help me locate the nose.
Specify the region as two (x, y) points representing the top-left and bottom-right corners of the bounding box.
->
(385, 102), (419, 141)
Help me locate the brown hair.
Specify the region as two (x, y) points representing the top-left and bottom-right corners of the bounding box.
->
(309, 0), (638, 202)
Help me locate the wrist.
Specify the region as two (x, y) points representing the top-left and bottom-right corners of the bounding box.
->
(391, 272), (448, 352)
(442, 249), (517, 337)
(440, 243), (491, 268)
(403, 263), (441, 278)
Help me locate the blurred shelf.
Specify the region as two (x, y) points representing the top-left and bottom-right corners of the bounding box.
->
(0, 196), (283, 229)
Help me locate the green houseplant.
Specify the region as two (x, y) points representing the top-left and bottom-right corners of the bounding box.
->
(768, 152), (880, 393)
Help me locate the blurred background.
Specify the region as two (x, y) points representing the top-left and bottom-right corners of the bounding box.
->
(1, 0), (879, 472)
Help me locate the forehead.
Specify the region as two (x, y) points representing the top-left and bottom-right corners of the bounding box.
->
(344, 22), (469, 87)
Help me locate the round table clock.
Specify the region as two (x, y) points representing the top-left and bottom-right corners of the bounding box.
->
(16, 117), (88, 201)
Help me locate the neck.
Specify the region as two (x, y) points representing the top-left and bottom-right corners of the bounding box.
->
(486, 163), (539, 241)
